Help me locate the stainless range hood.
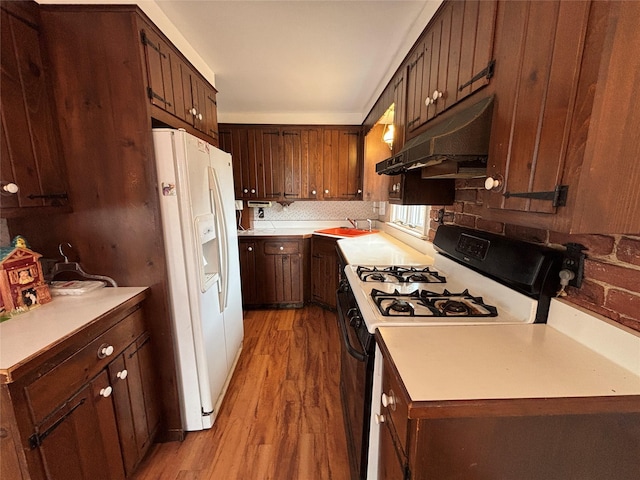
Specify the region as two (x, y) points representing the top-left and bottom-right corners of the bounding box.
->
(376, 95), (494, 178)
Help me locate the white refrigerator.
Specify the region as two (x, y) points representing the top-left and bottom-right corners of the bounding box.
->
(153, 128), (244, 431)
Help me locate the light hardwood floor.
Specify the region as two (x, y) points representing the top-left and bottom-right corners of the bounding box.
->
(133, 306), (351, 480)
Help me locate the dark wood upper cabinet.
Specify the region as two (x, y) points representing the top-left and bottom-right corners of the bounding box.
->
(282, 127), (323, 200)
(0, 3), (70, 217)
(220, 124), (362, 201)
(219, 125), (282, 200)
(481, 0), (639, 234)
(388, 171), (455, 206)
(406, 0), (497, 133)
(137, 16), (219, 145)
(140, 26), (176, 116)
(485, 0), (590, 216)
(567, 0), (640, 234)
(321, 127), (362, 200)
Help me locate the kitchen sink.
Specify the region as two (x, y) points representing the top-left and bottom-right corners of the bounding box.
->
(314, 227), (378, 237)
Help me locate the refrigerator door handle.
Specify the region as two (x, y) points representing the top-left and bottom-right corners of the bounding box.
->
(208, 166), (229, 311)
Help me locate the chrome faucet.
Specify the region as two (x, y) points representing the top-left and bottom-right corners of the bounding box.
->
(346, 217), (357, 229)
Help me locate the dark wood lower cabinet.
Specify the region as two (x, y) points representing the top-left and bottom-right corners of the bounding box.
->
(239, 236), (309, 308)
(310, 235), (339, 309)
(376, 341), (640, 480)
(378, 420), (406, 480)
(37, 371), (125, 480)
(2, 293), (158, 480)
(109, 333), (159, 477)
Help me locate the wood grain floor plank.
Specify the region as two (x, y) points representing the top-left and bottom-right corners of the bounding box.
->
(133, 306), (350, 480)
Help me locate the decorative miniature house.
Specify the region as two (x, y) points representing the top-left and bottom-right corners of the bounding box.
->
(0, 236), (51, 319)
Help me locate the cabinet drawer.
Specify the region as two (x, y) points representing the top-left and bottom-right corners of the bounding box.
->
(381, 360), (409, 455)
(25, 308), (145, 424)
(264, 240), (299, 255)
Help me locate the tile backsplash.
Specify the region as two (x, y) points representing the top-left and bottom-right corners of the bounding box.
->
(251, 201), (378, 222)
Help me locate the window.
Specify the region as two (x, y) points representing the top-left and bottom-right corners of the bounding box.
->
(388, 204), (429, 237)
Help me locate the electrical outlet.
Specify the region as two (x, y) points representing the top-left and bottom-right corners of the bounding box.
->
(561, 243), (587, 288)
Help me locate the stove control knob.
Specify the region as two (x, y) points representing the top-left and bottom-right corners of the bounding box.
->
(382, 391), (396, 410)
(375, 414), (385, 425)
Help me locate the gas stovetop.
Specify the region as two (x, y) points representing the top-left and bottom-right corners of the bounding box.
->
(345, 255), (539, 333)
(356, 266), (446, 284)
(371, 288), (498, 318)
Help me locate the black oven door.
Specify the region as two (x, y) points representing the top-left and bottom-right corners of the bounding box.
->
(336, 280), (374, 480)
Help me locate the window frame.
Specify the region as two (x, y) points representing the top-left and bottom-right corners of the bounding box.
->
(387, 204), (430, 238)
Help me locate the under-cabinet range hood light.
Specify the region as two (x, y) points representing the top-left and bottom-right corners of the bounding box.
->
(376, 95), (494, 178)
(246, 200), (273, 208)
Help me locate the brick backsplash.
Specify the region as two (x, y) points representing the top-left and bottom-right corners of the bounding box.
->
(429, 180), (640, 333)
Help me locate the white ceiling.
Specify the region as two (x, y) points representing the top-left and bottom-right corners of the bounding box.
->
(39, 0), (443, 125)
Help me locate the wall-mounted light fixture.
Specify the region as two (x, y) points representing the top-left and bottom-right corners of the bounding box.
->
(382, 124), (394, 150)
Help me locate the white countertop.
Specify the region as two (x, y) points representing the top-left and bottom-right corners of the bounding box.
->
(0, 287), (147, 375)
(237, 220), (355, 237)
(377, 303), (640, 402)
(338, 232), (434, 265)
(237, 228), (315, 237)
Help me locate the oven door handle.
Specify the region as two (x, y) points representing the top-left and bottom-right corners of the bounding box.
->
(336, 289), (367, 362)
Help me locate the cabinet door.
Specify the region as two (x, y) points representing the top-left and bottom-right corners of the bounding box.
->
(181, 67), (201, 129)
(35, 371), (125, 480)
(169, 52), (188, 121)
(571, 0), (640, 234)
(486, 1), (590, 215)
(261, 240), (303, 305)
(322, 127), (362, 199)
(378, 421), (407, 480)
(310, 235), (338, 309)
(406, 0), (497, 132)
(456, 0), (497, 101)
(238, 239), (260, 306)
(273, 254), (302, 304)
(1, 386), (27, 480)
(202, 85), (219, 145)
(282, 127), (322, 200)
(219, 125), (248, 198)
(0, 8), (68, 214)
(406, 42), (426, 131)
(140, 26), (175, 115)
(220, 126), (282, 200)
(258, 128), (284, 200)
(109, 334), (159, 476)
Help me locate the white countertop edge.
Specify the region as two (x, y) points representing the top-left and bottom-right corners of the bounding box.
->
(548, 298), (640, 375)
(0, 287), (148, 372)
